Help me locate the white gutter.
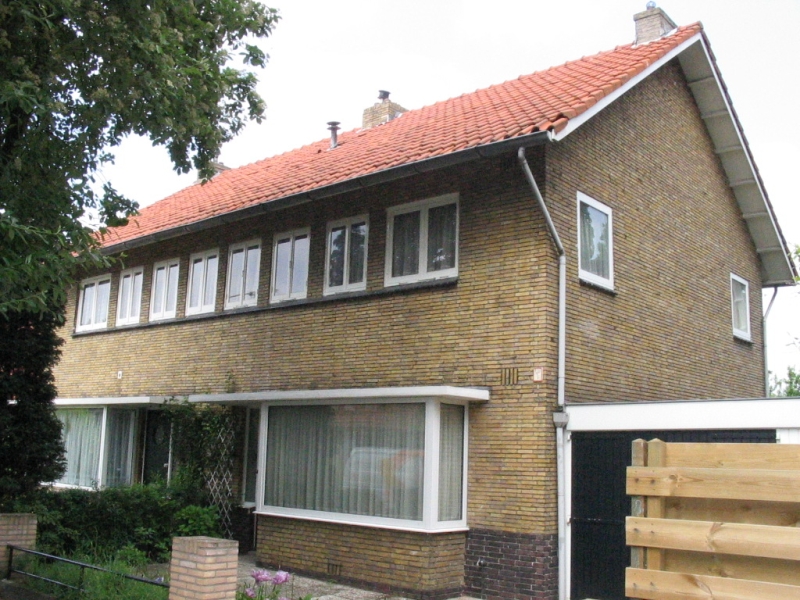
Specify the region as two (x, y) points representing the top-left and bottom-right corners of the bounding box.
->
(517, 147), (568, 600)
(763, 287), (779, 396)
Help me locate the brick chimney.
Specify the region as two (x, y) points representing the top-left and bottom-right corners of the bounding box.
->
(634, 2), (677, 45)
(362, 90), (407, 129)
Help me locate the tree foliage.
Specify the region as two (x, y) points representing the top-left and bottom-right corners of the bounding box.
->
(1, 0), (279, 316)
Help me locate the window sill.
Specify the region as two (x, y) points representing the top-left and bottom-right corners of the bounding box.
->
(579, 278), (617, 296)
(255, 509), (468, 534)
(733, 334), (753, 345)
(72, 277), (458, 337)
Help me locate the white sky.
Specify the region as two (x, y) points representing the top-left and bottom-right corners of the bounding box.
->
(97, 0), (800, 384)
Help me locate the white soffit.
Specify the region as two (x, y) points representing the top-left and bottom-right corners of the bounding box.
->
(189, 385), (490, 404)
(555, 32), (796, 287)
(55, 396), (168, 407)
(566, 397), (800, 431)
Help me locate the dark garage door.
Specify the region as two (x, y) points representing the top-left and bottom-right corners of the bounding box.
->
(570, 429), (776, 600)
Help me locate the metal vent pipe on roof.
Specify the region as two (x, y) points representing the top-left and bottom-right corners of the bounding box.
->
(327, 121), (340, 149)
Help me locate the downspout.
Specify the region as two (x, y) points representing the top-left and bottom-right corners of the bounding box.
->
(517, 147), (568, 600)
(763, 287), (779, 396)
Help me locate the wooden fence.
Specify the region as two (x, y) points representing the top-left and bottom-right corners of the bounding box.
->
(625, 439), (800, 599)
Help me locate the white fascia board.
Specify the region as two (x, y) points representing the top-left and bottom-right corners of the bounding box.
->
(566, 398), (800, 431)
(189, 385), (490, 404)
(55, 396), (168, 406)
(551, 32), (704, 141)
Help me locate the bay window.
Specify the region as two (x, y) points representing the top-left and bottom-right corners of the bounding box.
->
(76, 275), (111, 332)
(258, 398), (467, 531)
(385, 194), (458, 286)
(56, 408), (138, 488)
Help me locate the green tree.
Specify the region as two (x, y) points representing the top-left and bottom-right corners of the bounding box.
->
(0, 0), (278, 502)
(771, 366), (800, 397)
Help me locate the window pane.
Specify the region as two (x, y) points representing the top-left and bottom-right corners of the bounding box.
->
(166, 264), (179, 313)
(392, 211), (420, 277)
(153, 267), (165, 314)
(427, 203), (457, 272)
(189, 258), (204, 309)
(274, 238), (291, 297)
(265, 404), (425, 520)
(95, 280), (110, 325)
(80, 283), (95, 326)
(244, 408), (260, 503)
(349, 222), (367, 285)
(203, 255), (218, 307)
(229, 249), (245, 304)
(105, 409), (135, 487)
(119, 274), (132, 321)
(131, 272), (142, 320)
(291, 235), (309, 295)
(328, 226), (346, 287)
(438, 404), (464, 521)
(244, 246), (260, 301)
(57, 409), (103, 487)
(580, 202), (610, 279)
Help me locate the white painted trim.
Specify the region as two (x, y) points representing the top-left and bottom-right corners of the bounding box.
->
(189, 385), (490, 404)
(75, 274), (112, 332)
(384, 193), (459, 287)
(55, 396), (167, 406)
(576, 192), (614, 290)
(552, 33), (704, 141)
(253, 508), (469, 534)
(224, 239), (262, 310)
(271, 227), (311, 303)
(565, 398), (800, 431)
(323, 215), (369, 295)
(185, 248), (220, 316)
(777, 429), (800, 444)
(115, 266), (144, 326)
(149, 258), (180, 321)
(730, 273), (751, 341)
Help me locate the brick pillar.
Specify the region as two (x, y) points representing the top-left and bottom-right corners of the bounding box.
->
(169, 536), (239, 600)
(0, 514), (37, 577)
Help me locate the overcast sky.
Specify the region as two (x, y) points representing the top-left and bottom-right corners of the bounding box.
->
(97, 0), (800, 385)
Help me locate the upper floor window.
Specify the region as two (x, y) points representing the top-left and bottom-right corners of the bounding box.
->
(730, 273), (751, 341)
(385, 193), (458, 286)
(150, 258), (180, 321)
(325, 216), (368, 295)
(225, 240), (261, 309)
(186, 249), (219, 315)
(578, 192), (614, 290)
(116, 267), (143, 326)
(76, 275), (111, 332)
(271, 229), (310, 303)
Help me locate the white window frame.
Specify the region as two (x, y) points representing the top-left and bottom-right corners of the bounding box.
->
(730, 273), (751, 341)
(149, 258), (180, 321)
(241, 407), (260, 507)
(225, 239), (261, 309)
(75, 274), (111, 332)
(577, 192), (614, 290)
(384, 193), (459, 287)
(271, 228), (310, 303)
(324, 215), (369, 295)
(185, 248), (219, 316)
(255, 397), (469, 533)
(116, 267), (144, 326)
(53, 407), (138, 490)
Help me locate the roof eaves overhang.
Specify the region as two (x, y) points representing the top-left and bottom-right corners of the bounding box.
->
(552, 32), (797, 287)
(102, 130), (551, 255)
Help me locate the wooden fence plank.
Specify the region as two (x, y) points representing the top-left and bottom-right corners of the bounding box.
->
(625, 567), (800, 600)
(626, 517), (800, 560)
(645, 439), (667, 571)
(664, 443), (800, 469)
(627, 466), (800, 502)
(630, 439), (647, 570)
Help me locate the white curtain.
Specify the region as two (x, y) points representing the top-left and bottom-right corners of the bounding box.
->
(427, 203), (457, 272)
(265, 404), (425, 520)
(57, 409), (103, 487)
(438, 404), (465, 521)
(392, 211), (421, 277)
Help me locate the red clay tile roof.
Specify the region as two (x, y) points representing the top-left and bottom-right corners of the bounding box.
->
(103, 24), (702, 248)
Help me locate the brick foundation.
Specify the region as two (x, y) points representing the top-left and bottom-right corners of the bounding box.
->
(464, 529), (558, 600)
(256, 515), (465, 600)
(0, 514), (37, 578)
(169, 536), (239, 600)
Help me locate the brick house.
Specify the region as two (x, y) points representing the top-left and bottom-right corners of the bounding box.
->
(52, 7), (797, 600)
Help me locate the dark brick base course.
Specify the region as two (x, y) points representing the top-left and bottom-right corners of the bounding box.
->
(464, 529), (558, 600)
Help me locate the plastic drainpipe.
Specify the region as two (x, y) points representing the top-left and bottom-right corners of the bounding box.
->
(763, 287), (779, 396)
(517, 147), (568, 600)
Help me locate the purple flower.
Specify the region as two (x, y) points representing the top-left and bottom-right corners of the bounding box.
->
(251, 569), (273, 584)
(244, 587), (256, 598)
(272, 570), (290, 585)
